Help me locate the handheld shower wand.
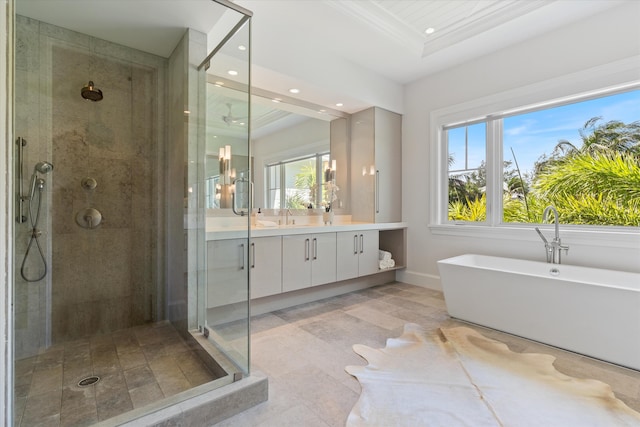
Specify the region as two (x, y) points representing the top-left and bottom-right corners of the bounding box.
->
(28, 161), (54, 201)
(21, 161), (54, 282)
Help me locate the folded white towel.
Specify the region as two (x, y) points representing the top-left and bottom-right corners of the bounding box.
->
(256, 220), (278, 227)
(379, 258), (396, 270)
(379, 250), (392, 261)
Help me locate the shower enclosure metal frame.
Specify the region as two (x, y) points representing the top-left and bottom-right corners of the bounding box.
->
(191, 0), (253, 378)
(2, 1), (16, 424)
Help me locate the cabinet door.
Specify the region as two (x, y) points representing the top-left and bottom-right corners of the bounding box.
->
(336, 231), (359, 281)
(358, 230), (380, 277)
(251, 236), (282, 299)
(374, 108), (402, 223)
(310, 233), (337, 286)
(207, 239), (248, 308)
(282, 234), (312, 292)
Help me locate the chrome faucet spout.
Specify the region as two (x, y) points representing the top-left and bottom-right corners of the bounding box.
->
(282, 208), (293, 225)
(542, 205), (560, 241)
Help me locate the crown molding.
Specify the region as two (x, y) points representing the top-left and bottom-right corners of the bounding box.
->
(421, 0), (553, 57)
(324, 0), (425, 56)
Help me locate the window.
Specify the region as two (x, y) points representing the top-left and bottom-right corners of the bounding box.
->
(447, 123), (487, 222)
(442, 88), (640, 227)
(266, 152), (329, 209)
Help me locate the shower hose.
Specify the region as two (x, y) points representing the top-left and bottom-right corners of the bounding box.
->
(20, 185), (47, 282)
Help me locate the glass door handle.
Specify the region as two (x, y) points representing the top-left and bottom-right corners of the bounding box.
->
(250, 242), (255, 268)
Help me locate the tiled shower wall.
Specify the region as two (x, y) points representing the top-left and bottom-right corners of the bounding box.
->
(15, 16), (167, 357)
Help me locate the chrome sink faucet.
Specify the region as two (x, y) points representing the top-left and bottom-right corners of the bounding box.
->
(281, 208), (294, 225)
(534, 205), (569, 264)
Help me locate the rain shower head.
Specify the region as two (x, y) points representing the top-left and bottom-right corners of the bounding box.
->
(81, 81), (103, 102)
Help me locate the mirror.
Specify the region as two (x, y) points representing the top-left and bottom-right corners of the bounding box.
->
(205, 78), (348, 214)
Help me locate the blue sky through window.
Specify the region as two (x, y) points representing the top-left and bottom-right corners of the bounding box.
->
(448, 89), (639, 177)
(504, 89), (640, 175)
(448, 123), (486, 174)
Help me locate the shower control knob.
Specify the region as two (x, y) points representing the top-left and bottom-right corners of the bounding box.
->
(76, 208), (102, 229)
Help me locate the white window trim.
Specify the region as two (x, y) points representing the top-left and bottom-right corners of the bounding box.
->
(261, 140), (329, 209)
(429, 56), (640, 248)
(264, 146), (329, 209)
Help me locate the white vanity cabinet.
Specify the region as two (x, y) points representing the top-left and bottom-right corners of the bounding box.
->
(282, 233), (337, 292)
(350, 107), (402, 223)
(250, 236), (282, 299)
(207, 238), (248, 308)
(336, 230), (379, 281)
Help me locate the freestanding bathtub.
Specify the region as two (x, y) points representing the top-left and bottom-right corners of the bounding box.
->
(437, 254), (640, 371)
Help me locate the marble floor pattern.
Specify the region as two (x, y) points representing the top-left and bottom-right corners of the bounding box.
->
(14, 321), (218, 426)
(216, 282), (640, 426)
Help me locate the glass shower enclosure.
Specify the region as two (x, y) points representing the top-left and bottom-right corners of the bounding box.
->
(11, 0), (253, 424)
(191, 3), (252, 378)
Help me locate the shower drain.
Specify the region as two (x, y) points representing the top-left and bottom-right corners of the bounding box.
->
(78, 376), (100, 387)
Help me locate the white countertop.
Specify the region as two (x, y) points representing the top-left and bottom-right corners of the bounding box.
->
(206, 221), (407, 240)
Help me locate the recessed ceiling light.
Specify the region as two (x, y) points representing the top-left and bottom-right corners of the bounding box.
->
(228, 70), (238, 76)
(214, 81), (225, 86)
(289, 88), (300, 94)
(272, 98), (281, 103)
(335, 103), (343, 107)
(425, 27), (435, 35)
(238, 45), (247, 51)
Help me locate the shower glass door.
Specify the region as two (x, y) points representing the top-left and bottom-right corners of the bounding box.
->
(194, 5), (252, 376)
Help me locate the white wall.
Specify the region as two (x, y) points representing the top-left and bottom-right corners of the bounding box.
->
(399, 2), (640, 289)
(252, 118), (330, 209)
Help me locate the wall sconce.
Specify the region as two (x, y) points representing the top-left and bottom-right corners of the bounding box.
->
(219, 145), (232, 185)
(324, 159), (336, 182)
(362, 165), (375, 176)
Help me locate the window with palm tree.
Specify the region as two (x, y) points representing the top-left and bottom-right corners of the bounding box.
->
(445, 89), (640, 226)
(266, 152), (329, 209)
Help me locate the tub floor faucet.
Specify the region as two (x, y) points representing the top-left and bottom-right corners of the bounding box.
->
(535, 206), (569, 264)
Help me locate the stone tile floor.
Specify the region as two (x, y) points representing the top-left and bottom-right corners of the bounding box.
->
(14, 283), (640, 426)
(14, 321), (218, 426)
(215, 282), (640, 426)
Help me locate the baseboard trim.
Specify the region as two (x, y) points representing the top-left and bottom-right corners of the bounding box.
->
(250, 271), (397, 317)
(396, 270), (442, 291)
